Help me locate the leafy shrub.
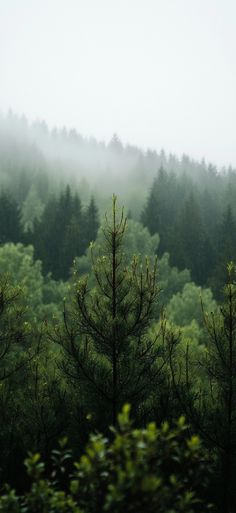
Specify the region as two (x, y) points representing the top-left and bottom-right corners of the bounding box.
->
(0, 406), (210, 513)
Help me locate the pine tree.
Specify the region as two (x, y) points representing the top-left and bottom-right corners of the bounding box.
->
(199, 263), (236, 512)
(169, 263), (236, 512)
(51, 196), (165, 427)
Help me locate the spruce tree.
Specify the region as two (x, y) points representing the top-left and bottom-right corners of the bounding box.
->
(82, 196), (99, 251)
(171, 193), (208, 284)
(141, 175), (160, 236)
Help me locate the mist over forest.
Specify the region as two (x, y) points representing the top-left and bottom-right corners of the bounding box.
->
(1, 111), (236, 289)
(2, 110), (235, 211)
(1, 110), (236, 512)
(1, 0), (236, 508)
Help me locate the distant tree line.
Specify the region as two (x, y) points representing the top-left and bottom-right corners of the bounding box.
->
(2, 113), (236, 510)
(1, 164), (236, 293)
(0, 186), (99, 280)
(1, 113), (236, 293)
(141, 166), (236, 297)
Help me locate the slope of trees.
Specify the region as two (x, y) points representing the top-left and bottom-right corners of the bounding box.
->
(2, 112), (236, 510)
(142, 168), (236, 296)
(1, 112), (236, 292)
(0, 197), (235, 511)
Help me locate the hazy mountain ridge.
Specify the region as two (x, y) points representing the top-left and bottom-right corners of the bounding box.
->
(2, 112), (234, 179)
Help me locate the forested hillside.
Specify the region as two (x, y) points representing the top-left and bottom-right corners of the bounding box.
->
(1, 112), (236, 293)
(1, 113), (236, 511)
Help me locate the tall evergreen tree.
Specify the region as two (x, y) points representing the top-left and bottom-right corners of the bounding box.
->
(170, 193), (210, 284)
(32, 187), (86, 279)
(210, 205), (236, 296)
(82, 196), (99, 250)
(61, 215), (81, 279)
(32, 195), (58, 275)
(141, 175), (160, 236)
(51, 196), (166, 427)
(141, 168), (179, 254)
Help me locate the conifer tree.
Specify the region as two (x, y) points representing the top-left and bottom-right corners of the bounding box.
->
(0, 191), (22, 244)
(83, 196), (99, 250)
(141, 169), (169, 237)
(61, 215), (81, 279)
(141, 168), (178, 254)
(51, 196), (165, 426)
(0, 275), (29, 380)
(202, 263), (236, 512)
(0, 274), (31, 482)
(169, 263), (236, 512)
(210, 205), (236, 297)
(171, 193), (209, 284)
(32, 187), (86, 279)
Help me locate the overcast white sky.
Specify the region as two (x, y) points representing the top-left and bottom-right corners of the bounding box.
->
(0, 0), (236, 167)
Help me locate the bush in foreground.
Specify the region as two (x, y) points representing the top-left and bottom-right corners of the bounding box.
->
(0, 405), (211, 513)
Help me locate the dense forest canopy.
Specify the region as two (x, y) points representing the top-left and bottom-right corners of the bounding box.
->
(1, 111), (235, 215)
(0, 111), (236, 294)
(1, 112), (236, 511)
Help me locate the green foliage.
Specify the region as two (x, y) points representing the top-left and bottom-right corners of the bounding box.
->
(0, 191), (22, 244)
(21, 184), (45, 233)
(0, 243), (43, 314)
(210, 206), (236, 298)
(0, 274), (33, 484)
(170, 194), (211, 285)
(83, 196), (99, 249)
(51, 196), (165, 426)
(2, 111), (236, 292)
(13, 336), (67, 460)
(167, 263), (236, 512)
(0, 452), (81, 512)
(200, 263), (236, 510)
(158, 252), (191, 305)
(0, 275), (29, 380)
(0, 243), (67, 322)
(123, 219), (160, 260)
(72, 406), (209, 513)
(76, 219), (190, 305)
(31, 187), (99, 280)
(0, 406), (210, 513)
(2, 112), (236, 510)
(166, 282), (217, 329)
(76, 218), (159, 272)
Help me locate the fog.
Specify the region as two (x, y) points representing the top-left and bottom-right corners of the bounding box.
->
(0, 110), (222, 223)
(1, 0), (236, 168)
